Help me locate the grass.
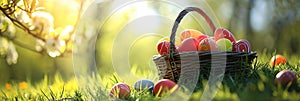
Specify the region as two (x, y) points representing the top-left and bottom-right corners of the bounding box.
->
(1, 51), (300, 101)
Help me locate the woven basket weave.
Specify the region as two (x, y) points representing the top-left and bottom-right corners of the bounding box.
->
(153, 7), (257, 83)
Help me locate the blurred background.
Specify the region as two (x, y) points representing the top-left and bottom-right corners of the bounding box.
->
(1, 0), (300, 85)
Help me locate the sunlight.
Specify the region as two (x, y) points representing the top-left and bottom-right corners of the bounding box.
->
(131, 2), (158, 19)
(114, 1), (158, 20)
(40, 0), (80, 27)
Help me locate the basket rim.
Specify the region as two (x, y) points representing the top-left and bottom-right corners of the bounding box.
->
(153, 51), (257, 60)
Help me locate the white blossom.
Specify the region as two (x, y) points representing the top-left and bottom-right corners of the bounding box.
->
(6, 41), (18, 65)
(14, 11), (31, 24)
(35, 39), (45, 52)
(0, 17), (16, 39)
(15, 0), (40, 24)
(30, 11), (54, 36)
(45, 38), (66, 57)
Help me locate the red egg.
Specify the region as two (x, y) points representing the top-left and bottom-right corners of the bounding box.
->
(178, 38), (199, 52)
(214, 28), (236, 43)
(153, 79), (178, 97)
(196, 34), (209, 44)
(110, 83), (131, 99)
(157, 41), (178, 55)
(157, 41), (171, 55)
(232, 40), (251, 53)
(274, 70), (297, 86)
(198, 38), (218, 52)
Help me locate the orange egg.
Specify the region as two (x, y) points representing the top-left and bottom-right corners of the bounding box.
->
(180, 29), (203, 42)
(270, 55), (287, 66)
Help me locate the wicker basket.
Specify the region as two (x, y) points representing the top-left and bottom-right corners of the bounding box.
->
(153, 7), (257, 83)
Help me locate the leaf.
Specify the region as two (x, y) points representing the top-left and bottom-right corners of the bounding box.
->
(0, 1), (3, 5)
(23, 0), (29, 11)
(30, 0), (36, 12)
(0, 18), (9, 33)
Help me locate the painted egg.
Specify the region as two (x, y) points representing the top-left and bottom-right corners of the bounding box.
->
(153, 79), (178, 97)
(178, 38), (199, 52)
(134, 79), (154, 92)
(274, 70), (297, 86)
(196, 34), (209, 43)
(110, 83), (131, 99)
(157, 41), (171, 55)
(216, 38), (233, 52)
(214, 28), (236, 43)
(270, 55), (287, 66)
(232, 40), (251, 53)
(180, 29), (203, 42)
(198, 37), (218, 52)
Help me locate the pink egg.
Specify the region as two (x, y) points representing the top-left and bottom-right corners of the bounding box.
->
(178, 38), (198, 52)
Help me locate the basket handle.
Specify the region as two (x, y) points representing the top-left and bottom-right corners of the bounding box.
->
(169, 7), (216, 59)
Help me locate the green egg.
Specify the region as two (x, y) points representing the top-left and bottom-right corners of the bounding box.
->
(216, 38), (233, 52)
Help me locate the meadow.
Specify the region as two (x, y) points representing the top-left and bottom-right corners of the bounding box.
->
(1, 0), (300, 101)
(1, 51), (300, 101)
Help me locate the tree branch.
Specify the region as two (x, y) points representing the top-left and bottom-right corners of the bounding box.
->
(0, 6), (46, 42)
(1, 1), (87, 56)
(63, 0), (85, 53)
